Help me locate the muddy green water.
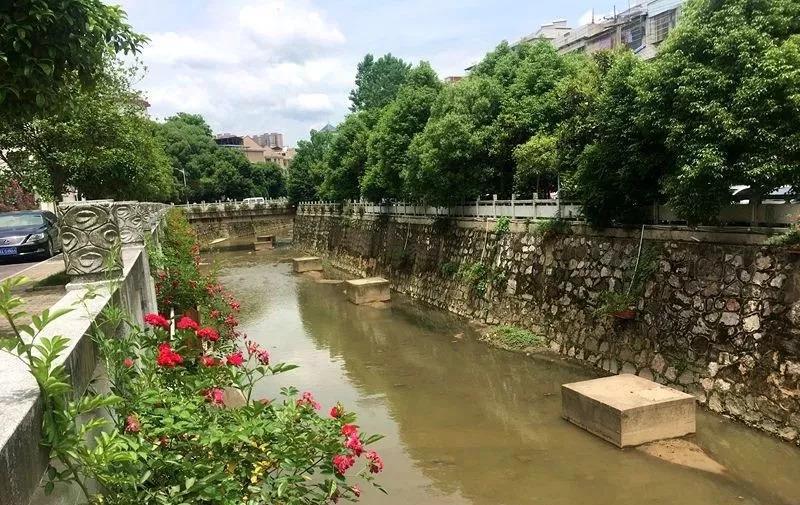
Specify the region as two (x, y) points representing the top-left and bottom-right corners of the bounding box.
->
(216, 250), (800, 505)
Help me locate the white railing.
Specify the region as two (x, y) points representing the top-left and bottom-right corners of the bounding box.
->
(298, 198), (800, 226)
(298, 197), (583, 220)
(179, 198), (291, 214)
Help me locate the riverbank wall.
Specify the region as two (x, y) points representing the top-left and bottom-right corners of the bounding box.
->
(293, 213), (800, 444)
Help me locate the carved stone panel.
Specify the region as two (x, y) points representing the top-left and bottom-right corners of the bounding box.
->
(58, 201), (122, 277)
(112, 201), (145, 245)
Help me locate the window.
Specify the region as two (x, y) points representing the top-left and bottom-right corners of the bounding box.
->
(622, 21), (645, 50)
(649, 10), (676, 43)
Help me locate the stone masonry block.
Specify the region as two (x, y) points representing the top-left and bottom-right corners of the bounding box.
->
(344, 277), (391, 304)
(293, 257), (323, 273)
(562, 374), (695, 448)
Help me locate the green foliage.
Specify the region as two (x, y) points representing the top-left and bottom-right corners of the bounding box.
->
(320, 112), (374, 201)
(0, 0), (146, 121)
(594, 290), (638, 317)
(642, 0), (800, 223)
(459, 261), (490, 296)
(349, 53), (411, 112)
(532, 218), (571, 239)
(513, 133), (557, 195)
(495, 216), (511, 235)
(362, 62), (442, 201)
(1, 60), (176, 202)
(766, 226), (800, 246)
(486, 326), (544, 350)
(595, 244), (660, 316)
(440, 261), (459, 277)
(287, 128), (336, 203)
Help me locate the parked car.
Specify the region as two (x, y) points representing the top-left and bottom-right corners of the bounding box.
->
(242, 197), (266, 205)
(0, 210), (62, 261)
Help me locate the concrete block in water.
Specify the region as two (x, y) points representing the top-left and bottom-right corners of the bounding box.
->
(256, 235), (275, 243)
(292, 257), (322, 273)
(561, 374), (695, 448)
(344, 277), (391, 304)
(252, 241), (273, 252)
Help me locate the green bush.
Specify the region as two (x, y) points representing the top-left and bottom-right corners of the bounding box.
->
(440, 261), (459, 277)
(495, 216), (511, 235)
(766, 227), (800, 247)
(532, 218), (571, 239)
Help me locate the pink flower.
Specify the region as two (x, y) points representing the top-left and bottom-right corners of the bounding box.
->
(196, 327), (220, 342)
(332, 454), (355, 475)
(366, 451), (384, 474)
(351, 485), (361, 498)
(125, 414), (140, 433)
(226, 351), (244, 367)
(329, 404), (344, 419)
(297, 391), (321, 410)
(144, 313), (170, 330)
(246, 340), (259, 354)
(341, 424), (358, 438)
(123, 357), (134, 368)
(257, 349), (270, 365)
(345, 434), (363, 457)
(204, 388), (225, 405)
(210, 309), (221, 319)
(199, 355), (217, 367)
(225, 314), (238, 327)
(176, 316), (199, 331)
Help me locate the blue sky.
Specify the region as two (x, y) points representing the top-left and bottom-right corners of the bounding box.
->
(115, 0), (622, 144)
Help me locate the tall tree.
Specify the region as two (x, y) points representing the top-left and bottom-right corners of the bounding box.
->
(361, 62), (442, 201)
(287, 129), (336, 203)
(0, 0), (145, 121)
(156, 113), (219, 202)
(642, 0), (800, 223)
(349, 53), (411, 112)
(0, 61), (175, 202)
(319, 112), (375, 201)
(250, 161), (287, 198)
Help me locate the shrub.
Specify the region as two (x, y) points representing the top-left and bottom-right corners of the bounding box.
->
(766, 226), (800, 247)
(532, 218), (571, 239)
(459, 261), (490, 296)
(440, 261), (459, 277)
(483, 325), (544, 350)
(495, 216), (511, 235)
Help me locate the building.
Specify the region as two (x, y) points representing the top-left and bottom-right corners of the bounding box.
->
(518, 0), (683, 60)
(252, 132), (284, 149)
(214, 134), (295, 171)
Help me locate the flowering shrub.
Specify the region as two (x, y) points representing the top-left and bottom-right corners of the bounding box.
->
(0, 210), (385, 504)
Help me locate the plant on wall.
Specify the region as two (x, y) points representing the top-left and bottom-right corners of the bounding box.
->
(595, 242), (660, 319)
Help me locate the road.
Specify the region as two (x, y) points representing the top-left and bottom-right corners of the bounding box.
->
(0, 259), (42, 282)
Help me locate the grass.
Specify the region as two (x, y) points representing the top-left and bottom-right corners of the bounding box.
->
(483, 325), (544, 351)
(531, 218), (571, 239)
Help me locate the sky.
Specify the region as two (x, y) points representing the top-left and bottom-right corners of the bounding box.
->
(114, 0), (622, 145)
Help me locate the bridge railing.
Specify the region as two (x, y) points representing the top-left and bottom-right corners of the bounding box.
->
(177, 198), (291, 216)
(298, 197), (800, 227)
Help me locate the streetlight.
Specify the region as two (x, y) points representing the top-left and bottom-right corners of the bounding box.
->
(177, 168), (188, 205)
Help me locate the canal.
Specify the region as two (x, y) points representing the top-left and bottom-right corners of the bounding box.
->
(215, 249), (800, 505)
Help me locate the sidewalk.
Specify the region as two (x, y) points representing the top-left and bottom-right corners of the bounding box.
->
(0, 257), (68, 337)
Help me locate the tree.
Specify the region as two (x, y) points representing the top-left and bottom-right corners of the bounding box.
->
(513, 133), (557, 197)
(287, 129), (336, 203)
(0, 179), (37, 212)
(0, 60), (175, 202)
(156, 113), (220, 202)
(319, 112), (374, 201)
(349, 53), (411, 112)
(405, 76), (503, 204)
(361, 62), (442, 201)
(642, 0), (800, 223)
(568, 51), (665, 225)
(0, 1), (146, 121)
(250, 162), (286, 198)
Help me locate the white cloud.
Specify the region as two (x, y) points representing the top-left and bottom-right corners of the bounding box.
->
(133, 0), (351, 143)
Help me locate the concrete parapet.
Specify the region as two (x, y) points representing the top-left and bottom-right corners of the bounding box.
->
(292, 257), (322, 273)
(561, 374), (695, 448)
(58, 201), (122, 282)
(344, 277), (391, 305)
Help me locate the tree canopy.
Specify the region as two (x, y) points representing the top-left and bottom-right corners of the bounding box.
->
(349, 53), (411, 112)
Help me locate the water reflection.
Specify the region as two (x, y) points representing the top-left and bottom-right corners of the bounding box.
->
(217, 251), (800, 505)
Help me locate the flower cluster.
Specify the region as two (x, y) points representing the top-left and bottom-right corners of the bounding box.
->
(297, 391), (321, 410)
(156, 343), (183, 368)
(332, 424), (383, 477)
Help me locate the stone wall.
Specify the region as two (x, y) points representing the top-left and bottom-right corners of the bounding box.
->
(186, 209), (294, 245)
(294, 214), (800, 444)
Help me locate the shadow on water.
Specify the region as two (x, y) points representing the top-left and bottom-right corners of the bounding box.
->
(215, 249), (800, 505)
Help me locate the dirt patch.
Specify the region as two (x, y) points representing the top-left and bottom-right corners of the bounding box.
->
(637, 438), (726, 475)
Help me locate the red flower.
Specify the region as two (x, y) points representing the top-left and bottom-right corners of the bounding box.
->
(366, 451), (384, 474)
(297, 391), (321, 410)
(345, 434), (363, 457)
(176, 316), (199, 331)
(329, 404), (344, 419)
(125, 414), (140, 433)
(123, 357), (134, 368)
(351, 485), (361, 498)
(196, 327), (220, 342)
(156, 342), (183, 367)
(246, 340), (259, 354)
(144, 313), (170, 330)
(257, 349), (270, 365)
(341, 424), (358, 438)
(199, 355), (217, 367)
(210, 309), (221, 319)
(229, 301), (240, 311)
(225, 314), (238, 327)
(332, 454), (354, 475)
(204, 388), (225, 405)
(227, 351), (244, 367)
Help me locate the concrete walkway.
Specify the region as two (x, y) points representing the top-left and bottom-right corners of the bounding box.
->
(0, 256), (64, 284)
(0, 256), (67, 338)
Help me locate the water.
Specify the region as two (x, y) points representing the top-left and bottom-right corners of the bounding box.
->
(216, 249), (800, 505)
